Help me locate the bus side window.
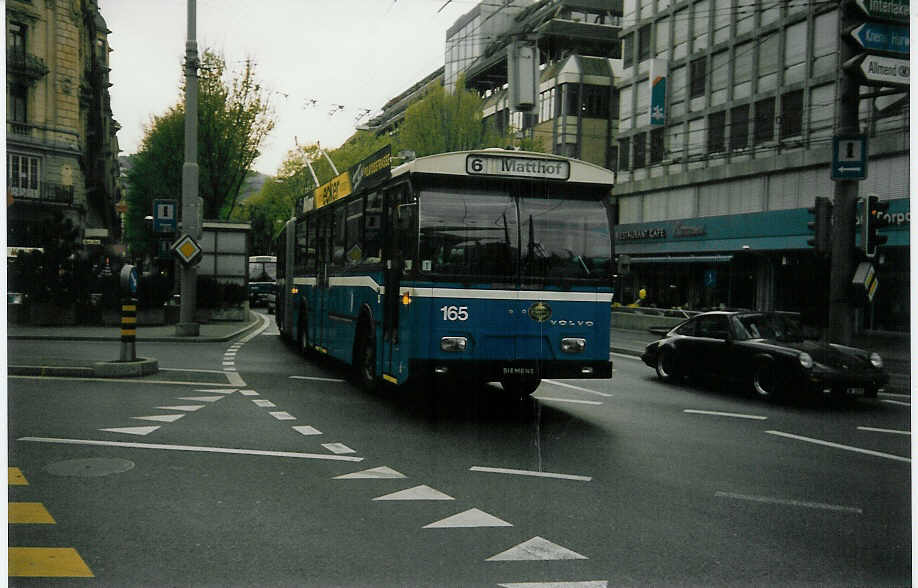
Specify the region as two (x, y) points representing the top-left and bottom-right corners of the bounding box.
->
(294, 219), (308, 275)
(332, 205), (346, 268)
(346, 199), (363, 265)
(363, 192), (383, 265)
(305, 217), (317, 274)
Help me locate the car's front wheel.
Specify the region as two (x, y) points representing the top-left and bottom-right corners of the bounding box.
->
(752, 362), (777, 398)
(655, 347), (681, 383)
(354, 325), (377, 393)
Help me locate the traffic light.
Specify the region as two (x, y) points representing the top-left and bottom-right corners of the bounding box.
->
(863, 194), (889, 257)
(807, 196), (832, 254)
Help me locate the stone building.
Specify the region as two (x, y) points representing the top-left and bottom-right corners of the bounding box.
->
(6, 0), (121, 255)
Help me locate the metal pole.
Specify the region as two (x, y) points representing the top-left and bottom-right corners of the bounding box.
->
(177, 0), (200, 336)
(827, 3), (858, 345)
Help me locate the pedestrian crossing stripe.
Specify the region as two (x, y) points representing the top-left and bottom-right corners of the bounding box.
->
(9, 502), (56, 524)
(9, 467), (28, 485)
(9, 547), (94, 577)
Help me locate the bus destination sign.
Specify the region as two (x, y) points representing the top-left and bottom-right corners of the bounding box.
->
(467, 154), (570, 180)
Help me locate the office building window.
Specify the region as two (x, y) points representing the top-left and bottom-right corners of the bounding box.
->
(564, 84), (580, 116)
(754, 97), (775, 144)
(581, 85), (609, 117)
(690, 57), (706, 98)
(8, 22), (26, 56)
(708, 111), (726, 153)
(618, 137), (630, 170)
(650, 128), (665, 164)
(633, 132), (646, 168)
(730, 104), (749, 150)
(638, 24), (651, 62)
(623, 32), (633, 69)
(780, 89), (804, 139)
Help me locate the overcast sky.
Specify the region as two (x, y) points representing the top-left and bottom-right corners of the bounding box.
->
(104, 0), (478, 176)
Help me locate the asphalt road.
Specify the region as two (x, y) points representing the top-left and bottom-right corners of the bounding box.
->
(8, 311), (911, 586)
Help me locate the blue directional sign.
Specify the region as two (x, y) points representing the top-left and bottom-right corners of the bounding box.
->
(153, 199), (177, 234)
(850, 23), (909, 55)
(832, 135), (868, 181)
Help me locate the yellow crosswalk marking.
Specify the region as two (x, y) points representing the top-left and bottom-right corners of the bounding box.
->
(9, 503), (56, 524)
(9, 547), (94, 577)
(8, 467), (28, 485)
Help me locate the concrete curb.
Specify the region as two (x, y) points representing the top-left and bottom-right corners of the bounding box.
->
(9, 357), (159, 378)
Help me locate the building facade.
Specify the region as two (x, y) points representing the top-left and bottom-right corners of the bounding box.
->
(6, 0), (121, 256)
(612, 0), (909, 332)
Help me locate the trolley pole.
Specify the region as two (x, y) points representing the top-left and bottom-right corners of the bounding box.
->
(176, 0), (201, 336)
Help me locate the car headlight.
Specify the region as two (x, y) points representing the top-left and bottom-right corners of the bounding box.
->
(869, 352), (883, 368)
(798, 352), (813, 369)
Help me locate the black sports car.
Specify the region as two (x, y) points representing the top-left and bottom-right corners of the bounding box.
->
(640, 311), (889, 399)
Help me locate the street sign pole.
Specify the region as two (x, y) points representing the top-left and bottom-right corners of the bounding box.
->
(828, 3), (863, 346)
(177, 0), (200, 337)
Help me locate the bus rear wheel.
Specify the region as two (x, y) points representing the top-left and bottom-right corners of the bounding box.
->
(354, 325), (377, 393)
(501, 376), (540, 398)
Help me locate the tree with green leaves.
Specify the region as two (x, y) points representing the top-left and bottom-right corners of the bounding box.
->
(124, 49), (275, 257)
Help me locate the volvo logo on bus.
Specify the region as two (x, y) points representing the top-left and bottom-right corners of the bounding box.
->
(528, 302), (552, 322)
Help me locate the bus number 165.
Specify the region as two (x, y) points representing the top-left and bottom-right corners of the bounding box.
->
(440, 305), (469, 321)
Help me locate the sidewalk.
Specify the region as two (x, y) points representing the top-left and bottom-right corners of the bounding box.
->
(6, 312), (264, 378)
(611, 326), (911, 395)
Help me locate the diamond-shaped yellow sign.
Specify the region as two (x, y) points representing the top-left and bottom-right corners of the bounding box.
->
(170, 234), (203, 266)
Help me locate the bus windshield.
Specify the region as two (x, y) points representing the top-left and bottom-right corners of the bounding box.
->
(249, 260), (276, 282)
(418, 187), (610, 284)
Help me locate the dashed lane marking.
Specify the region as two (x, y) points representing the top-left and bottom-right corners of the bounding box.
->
(684, 409), (768, 420)
(857, 426), (910, 436)
(766, 430), (910, 463)
(289, 375), (348, 383)
(252, 399), (276, 408)
(424, 508), (512, 528)
(240, 389), (259, 396)
(195, 388), (237, 394)
(155, 405), (205, 412)
(486, 536), (588, 561)
(9, 467), (28, 485)
(18, 437), (364, 462)
(292, 425), (323, 436)
(715, 491), (863, 514)
(9, 547), (94, 577)
(373, 485), (454, 501)
(470, 466), (592, 482)
(535, 397), (603, 406)
(499, 582), (608, 588)
(322, 443), (356, 455)
(269, 411), (296, 421)
(177, 396), (224, 403)
(131, 414), (185, 423)
(542, 380), (612, 397)
(9, 503), (56, 524)
(98, 426), (160, 436)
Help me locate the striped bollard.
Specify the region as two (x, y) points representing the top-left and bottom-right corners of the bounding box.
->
(120, 298), (137, 361)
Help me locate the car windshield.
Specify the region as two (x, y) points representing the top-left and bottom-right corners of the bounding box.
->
(735, 313), (804, 342)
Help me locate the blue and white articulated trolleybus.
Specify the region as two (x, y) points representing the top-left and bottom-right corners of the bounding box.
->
(276, 146), (615, 396)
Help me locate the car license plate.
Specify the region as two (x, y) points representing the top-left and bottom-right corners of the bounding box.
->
(848, 387), (865, 395)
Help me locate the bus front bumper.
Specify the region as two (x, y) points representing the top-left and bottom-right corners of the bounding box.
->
(410, 359), (613, 381)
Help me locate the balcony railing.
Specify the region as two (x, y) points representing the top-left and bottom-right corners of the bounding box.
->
(7, 48), (49, 82)
(9, 183), (74, 205)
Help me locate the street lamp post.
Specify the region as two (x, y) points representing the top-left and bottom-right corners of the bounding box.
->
(176, 0), (201, 336)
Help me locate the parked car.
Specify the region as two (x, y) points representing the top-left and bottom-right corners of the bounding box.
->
(640, 311), (888, 400)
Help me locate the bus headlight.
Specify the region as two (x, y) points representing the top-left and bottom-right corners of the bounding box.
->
(440, 337), (468, 352)
(870, 352), (883, 368)
(561, 338), (586, 353)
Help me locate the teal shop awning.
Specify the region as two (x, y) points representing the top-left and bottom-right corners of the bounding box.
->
(629, 255), (734, 264)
